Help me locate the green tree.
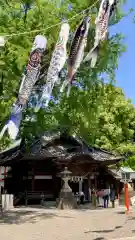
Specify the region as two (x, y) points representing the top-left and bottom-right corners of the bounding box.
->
(92, 85), (135, 152)
(73, 83), (135, 168)
(0, 0), (126, 150)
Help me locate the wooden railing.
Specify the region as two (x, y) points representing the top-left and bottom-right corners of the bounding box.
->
(25, 191), (53, 205)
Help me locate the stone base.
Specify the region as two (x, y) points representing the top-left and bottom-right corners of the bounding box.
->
(56, 192), (77, 210)
(57, 197), (77, 209)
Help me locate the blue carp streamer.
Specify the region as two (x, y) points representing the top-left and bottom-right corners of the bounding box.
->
(35, 23), (70, 111)
(0, 35), (47, 140)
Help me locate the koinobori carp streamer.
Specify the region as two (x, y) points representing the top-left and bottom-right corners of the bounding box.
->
(60, 16), (90, 97)
(35, 22), (70, 111)
(83, 0), (116, 67)
(0, 35), (47, 140)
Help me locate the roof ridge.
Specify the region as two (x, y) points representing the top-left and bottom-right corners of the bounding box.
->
(74, 136), (119, 156)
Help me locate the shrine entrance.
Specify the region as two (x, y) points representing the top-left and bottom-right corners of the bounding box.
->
(68, 176), (89, 201)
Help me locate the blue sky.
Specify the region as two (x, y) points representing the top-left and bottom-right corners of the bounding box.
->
(111, 0), (135, 103)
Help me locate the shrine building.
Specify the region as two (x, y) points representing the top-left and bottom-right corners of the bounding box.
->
(0, 130), (124, 206)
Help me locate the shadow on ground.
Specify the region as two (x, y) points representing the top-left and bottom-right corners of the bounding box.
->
(84, 226), (123, 234)
(16, 203), (116, 211)
(17, 204), (108, 212)
(0, 209), (73, 225)
(78, 204), (118, 211)
(16, 203), (56, 210)
(117, 211), (126, 215)
(93, 238), (105, 240)
(127, 216), (135, 220)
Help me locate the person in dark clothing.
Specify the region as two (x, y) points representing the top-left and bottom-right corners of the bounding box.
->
(103, 195), (109, 208)
(103, 188), (110, 208)
(80, 191), (85, 204)
(110, 185), (115, 208)
(1, 186), (3, 194)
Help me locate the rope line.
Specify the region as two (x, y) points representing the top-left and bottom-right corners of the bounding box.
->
(0, 0), (99, 38)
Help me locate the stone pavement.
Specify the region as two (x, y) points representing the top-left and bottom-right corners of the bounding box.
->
(0, 206), (135, 240)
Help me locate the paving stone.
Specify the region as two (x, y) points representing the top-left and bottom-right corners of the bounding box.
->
(0, 206), (135, 240)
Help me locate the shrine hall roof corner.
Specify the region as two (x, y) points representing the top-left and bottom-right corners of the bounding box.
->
(108, 167), (135, 180)
(0, 131), (124, 165)
(70, 135), (123, 163)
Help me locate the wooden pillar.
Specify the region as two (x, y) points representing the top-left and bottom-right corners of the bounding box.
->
(79, 179), (82, 193)
(4, 167), (6, 178)
(52, 172), (57, 199)
(116, 180), (120, 200)
(32, 167), (35, 191)
(124, 183), (129, 213)
(88, 174), (92, 202)
(4, 167), (7, 191)
(95, 175), (97, 190)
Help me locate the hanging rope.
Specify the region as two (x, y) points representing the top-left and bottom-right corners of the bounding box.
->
(1, 0), (100, 38)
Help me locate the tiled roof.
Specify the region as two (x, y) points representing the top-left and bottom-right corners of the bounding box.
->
(0, 131), (123, 164)
(108, 167), (135, 180)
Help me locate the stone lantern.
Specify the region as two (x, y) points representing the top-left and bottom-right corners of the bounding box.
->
(57, 167), (77, 209)
(119, 167), (133, 184)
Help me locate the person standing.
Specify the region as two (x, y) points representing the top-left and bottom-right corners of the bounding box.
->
(97, 189), (104, 207)
(110, 185), (115, 208)
(80, 191), (85, 204)
(103, 187), (110, 208)
(91, 187), (97, 207)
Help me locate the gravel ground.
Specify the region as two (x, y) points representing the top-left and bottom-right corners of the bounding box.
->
(0, 206), (135, 240)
